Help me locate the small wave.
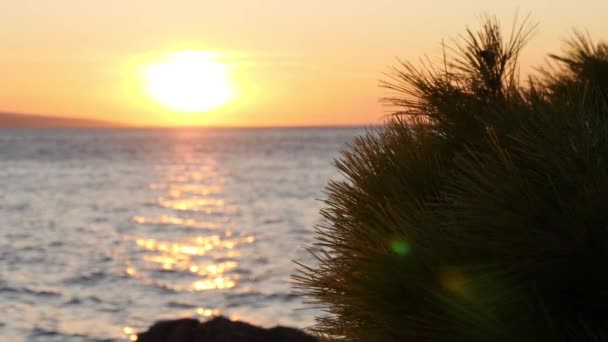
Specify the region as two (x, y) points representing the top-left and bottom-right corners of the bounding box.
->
(0, 285), (61, 298)
(63, 271), (108, 285)
(48, 240), (64, 247)
(213, 257), (237, 263)
(146, 281), (181, 294)
(132, 215), (220, 230)
(225, 291), (300, 302)
(231, 268), (252, 275)
(253, 257), (269, 265)
(4, 202), (30, 212)
(154, 268), (179, 274)
(29, 327), (60, 338)
(29, 327), (115, 342)
(261, 218), (284, 224)
(64, 295), (103, 305)
(4, 232), (31, 240)
(166, 301), (198, 309)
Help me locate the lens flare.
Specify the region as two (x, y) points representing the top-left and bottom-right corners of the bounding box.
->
(391, 240), (410, 256)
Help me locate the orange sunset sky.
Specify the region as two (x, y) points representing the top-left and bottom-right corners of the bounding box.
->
(1, 1), (606, 127)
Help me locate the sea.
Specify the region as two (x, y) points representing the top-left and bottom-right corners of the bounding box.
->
(0, 127), (366, 341)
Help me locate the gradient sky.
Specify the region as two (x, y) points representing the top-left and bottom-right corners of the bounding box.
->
(1, 1), (606, 127)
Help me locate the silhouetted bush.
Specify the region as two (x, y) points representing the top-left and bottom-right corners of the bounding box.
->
(296, 16), (608, 341)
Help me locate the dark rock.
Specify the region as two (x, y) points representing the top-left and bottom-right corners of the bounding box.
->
(137, 316), (317, 342)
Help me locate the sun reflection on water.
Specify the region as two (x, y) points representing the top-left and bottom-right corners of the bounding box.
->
(123, 149), (268, 332)
(197, 307), (222, 317)
(132, 215), (220, 229)
(123, 327), (138, 341)
(126, 232), (253, 291)
(156, 197), (225, 212)
(125, 152), (257, 294)
(149, 183), (223, 196)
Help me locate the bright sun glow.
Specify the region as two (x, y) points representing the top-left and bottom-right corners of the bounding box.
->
(141, 51), (232, 113)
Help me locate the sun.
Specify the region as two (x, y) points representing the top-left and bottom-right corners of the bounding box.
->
(141, 51), (232, 113)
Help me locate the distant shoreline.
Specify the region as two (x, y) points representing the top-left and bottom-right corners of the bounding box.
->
(0, 112), (121, 128)
(0, 112), (377, 129)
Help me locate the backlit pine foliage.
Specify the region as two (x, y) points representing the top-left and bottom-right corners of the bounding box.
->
(295, 16), (608, 342)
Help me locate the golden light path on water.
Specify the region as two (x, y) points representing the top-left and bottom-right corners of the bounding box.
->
(121, 149), (256, 340)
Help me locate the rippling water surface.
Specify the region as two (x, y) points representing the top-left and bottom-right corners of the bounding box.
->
(0, 127), (364, 341)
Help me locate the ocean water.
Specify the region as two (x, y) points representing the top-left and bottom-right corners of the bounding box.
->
(0, 127), (365, 341)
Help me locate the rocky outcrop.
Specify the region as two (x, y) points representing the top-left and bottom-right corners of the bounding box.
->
(137, 316), (317, 342)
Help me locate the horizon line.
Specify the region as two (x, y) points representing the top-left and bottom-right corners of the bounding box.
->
(0, 124), (376, 129)
(0, 111), (379, 129)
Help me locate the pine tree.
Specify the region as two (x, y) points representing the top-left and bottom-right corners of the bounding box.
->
(296, 17), (608, 341)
